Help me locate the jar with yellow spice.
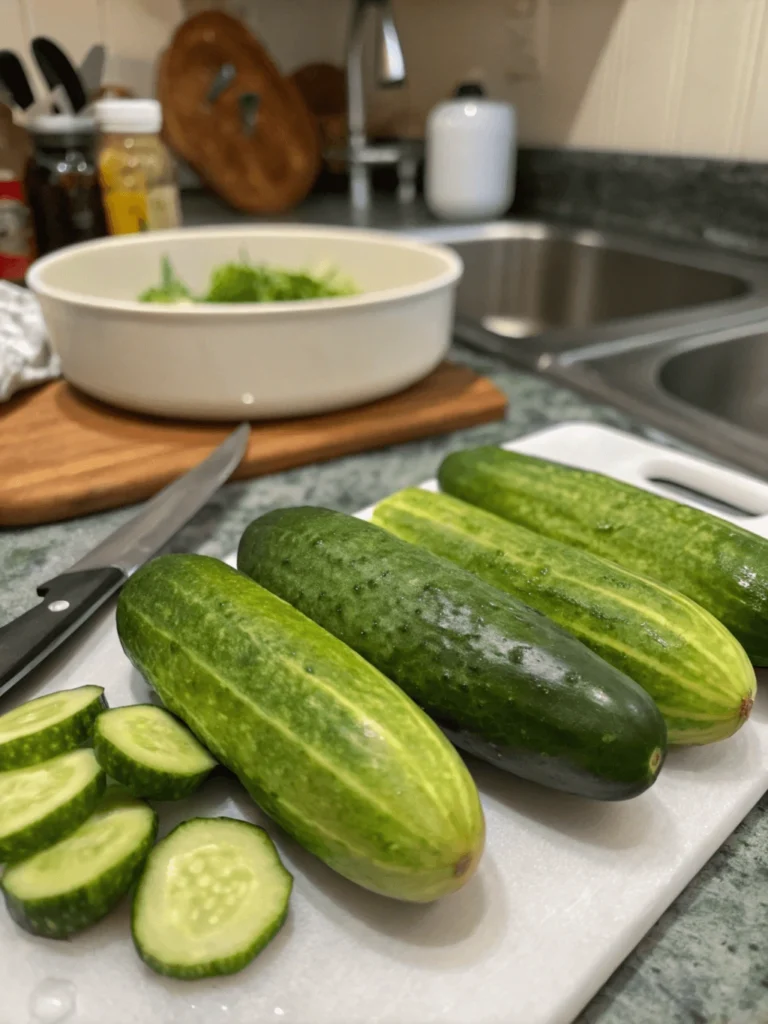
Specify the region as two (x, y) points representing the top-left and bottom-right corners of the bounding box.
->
(94, 99), (182, 235)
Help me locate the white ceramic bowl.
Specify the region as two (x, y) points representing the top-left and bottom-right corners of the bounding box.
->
(28, 225), (463, 420)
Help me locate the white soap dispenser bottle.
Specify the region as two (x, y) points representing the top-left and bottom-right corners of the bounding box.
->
(425, 82), (516, 221)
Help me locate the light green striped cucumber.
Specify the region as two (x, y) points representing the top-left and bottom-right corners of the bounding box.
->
(0, 686), (106, 770)
(117, 554), (484, 902)
(374, 488), (756, 745)
(439, 445), (768, 666)
(0, 749), (106, 862)
(2, 788), (157, 938)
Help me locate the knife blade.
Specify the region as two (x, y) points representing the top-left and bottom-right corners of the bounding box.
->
(0, 423), (250, 698)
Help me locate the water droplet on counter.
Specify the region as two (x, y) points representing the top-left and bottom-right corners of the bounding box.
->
(185, 1003), (212, 1023)
(29, 979), (76, 1023)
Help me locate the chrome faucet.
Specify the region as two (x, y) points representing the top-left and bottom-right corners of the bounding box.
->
(345, 0), (418, 215)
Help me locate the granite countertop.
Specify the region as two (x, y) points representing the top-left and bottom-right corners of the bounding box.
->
(2, 194), (767, 1024)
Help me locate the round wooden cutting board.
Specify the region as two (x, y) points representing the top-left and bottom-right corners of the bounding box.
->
(157, 11), (321, 214)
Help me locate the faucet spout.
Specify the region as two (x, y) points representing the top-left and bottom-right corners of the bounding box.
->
(376, 1), (406, 87)
(345, 0), (411, 216)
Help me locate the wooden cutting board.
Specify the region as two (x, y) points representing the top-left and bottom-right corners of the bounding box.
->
(0, 362), (506, 527)
(158, 11), (321, 214)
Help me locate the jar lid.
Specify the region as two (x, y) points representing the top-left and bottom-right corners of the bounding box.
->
(29, 113), (96, 135)
(94, 98), (163, 134)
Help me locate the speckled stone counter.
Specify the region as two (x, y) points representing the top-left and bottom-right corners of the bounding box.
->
(515, 148), (768, 255)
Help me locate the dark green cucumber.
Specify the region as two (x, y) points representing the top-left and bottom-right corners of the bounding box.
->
(117, 555), (484, 902)
(93, 705), (217, 800)
(373, 488), (756, 746)
(2, 789), (157, 938)
(238, 507), (667, 801)
(0, 686), (106, 770)
(439, 445), (768, 666)
(0, 749), (106, 862)
(132, 817), (291, 979)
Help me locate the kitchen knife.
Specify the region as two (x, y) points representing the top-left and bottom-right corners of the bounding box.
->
(0, 50), (35, 110)
(0, 423), (250, 698)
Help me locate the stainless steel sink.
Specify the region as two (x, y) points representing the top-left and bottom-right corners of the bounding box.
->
(549, 321), (768, 480)
(413, 221), (768, 370)
(659, 335), (768, 433)
(405, 220), (768, 479)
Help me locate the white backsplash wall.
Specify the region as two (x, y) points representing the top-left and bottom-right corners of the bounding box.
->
(368, 0), (768, 160)
(6, 0), (768, 160)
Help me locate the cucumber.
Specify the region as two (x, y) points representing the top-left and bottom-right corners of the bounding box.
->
(132, 817), (291, 979)
(94, 705), (217, 800)
(373, 489), (756, 746)
(2, 788), (157, 938)
(439, 446), (768, 666)
(238, 507), (668, 801)
(0, 686), (106, 770)
(0, 749), (106, 863)
(117, 554), (484, 902)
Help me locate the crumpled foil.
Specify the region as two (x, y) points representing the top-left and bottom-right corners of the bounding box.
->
(0, 281), (60, 402)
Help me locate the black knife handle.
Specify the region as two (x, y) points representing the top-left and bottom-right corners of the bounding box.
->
(0, 567), (126, 699)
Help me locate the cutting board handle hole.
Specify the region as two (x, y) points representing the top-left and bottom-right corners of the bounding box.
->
(647, 476), (763, 518)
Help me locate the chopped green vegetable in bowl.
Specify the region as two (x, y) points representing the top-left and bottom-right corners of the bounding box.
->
(139, 255), (358, 304)
(138, 256), (194, 304)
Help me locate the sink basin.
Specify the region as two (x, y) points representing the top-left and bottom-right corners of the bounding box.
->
(547, 324), (768, 482)
(454, 228), (744, 334)
(413, 221), (768, 368)
(660, 334), (768, 434)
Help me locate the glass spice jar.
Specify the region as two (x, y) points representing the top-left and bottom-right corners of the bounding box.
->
(95, 99), (182, 235)
(0, 102), (34, 281)
(25, 113), (108, 256)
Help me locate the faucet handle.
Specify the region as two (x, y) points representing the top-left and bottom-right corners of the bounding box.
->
(396, 144), (421, 205)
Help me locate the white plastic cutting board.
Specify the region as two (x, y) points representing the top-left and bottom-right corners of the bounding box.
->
(3, 422), (768, 1024)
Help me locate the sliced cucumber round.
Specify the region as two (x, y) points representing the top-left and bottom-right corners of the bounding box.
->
(2, 788), (157, 938)
(93, 705), (216, 801)
(132, 817), (292, 979)
(0, 686), (107, 770)
(0, 748), (106, 863)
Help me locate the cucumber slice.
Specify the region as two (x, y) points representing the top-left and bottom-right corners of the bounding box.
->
(0, 749), (106, 863)
(132, 817), (292, 979)
(2, 789), (157, 937)
(0, 686), (107, 770)
(93, 705), (216, 800)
